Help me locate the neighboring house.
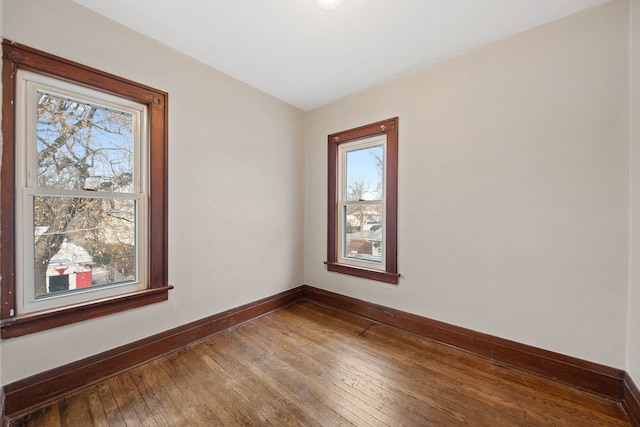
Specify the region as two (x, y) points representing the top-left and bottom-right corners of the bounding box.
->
(46, 241), (94, 292)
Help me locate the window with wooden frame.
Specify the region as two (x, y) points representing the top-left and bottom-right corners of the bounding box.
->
(326, 117), (399, 284)
(1, 40), (171, 338)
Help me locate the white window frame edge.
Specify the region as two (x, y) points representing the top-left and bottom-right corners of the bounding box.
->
(15, 69), (149, 315)
(337, 134), (387, 271)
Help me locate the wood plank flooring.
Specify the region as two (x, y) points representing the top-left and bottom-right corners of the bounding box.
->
(9, 302), (632, 426)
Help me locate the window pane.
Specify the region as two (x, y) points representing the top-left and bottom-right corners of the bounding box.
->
(33, 195), (136, 299)
(345, 144), (383, 201)
(342, 204), (383, 264)
(36, 91), (135, 192)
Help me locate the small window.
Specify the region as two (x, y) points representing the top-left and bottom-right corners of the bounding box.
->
(339, 137), (385, 268)
(1, 41), (171, 338)
(326, 118), (399, 284)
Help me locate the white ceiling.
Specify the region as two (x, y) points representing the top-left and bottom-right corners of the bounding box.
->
(74, 0), (607, 111)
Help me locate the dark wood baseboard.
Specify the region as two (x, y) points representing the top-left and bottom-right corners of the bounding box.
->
(3, 283), (637, 425)
(3, 286), (304, 417)
(625, 373), (640, 427)
(301, 285), (626, 401)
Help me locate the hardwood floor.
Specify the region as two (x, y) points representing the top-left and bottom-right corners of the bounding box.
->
(9, 302), (632, 426)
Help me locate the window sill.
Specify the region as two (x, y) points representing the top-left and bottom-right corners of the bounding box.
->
(0, 285), (173, 339)
(325, 261), (399, 284)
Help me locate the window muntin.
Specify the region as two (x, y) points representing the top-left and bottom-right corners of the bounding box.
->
(15, 70), (148, 314)
(326, 117), (399, 284)
(338, 136), (386, 269)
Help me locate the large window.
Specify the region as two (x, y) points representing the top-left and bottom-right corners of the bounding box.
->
(1, 41), (170, 338)
(326, 118), (399, 284)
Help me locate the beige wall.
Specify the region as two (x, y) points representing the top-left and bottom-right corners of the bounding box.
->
(305, 0), (629, 367)
(1, 0), (305, 383)
(629, 0), (640, 383)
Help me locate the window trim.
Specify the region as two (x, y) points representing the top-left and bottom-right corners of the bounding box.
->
(326, 117), (399, 284)
(1, 40), (171, 338)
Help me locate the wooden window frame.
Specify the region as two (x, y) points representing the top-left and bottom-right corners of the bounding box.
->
(1, 40), (171, 338)
(325, 117), (400, 284)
